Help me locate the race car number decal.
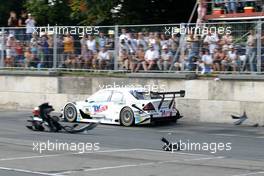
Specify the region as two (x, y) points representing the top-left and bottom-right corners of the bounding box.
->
(92, 105), (108, 113)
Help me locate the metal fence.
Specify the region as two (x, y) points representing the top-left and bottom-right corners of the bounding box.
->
(0, 21), (263, 73)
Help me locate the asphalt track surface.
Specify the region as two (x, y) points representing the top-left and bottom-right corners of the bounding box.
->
(0, 111), (264, 176)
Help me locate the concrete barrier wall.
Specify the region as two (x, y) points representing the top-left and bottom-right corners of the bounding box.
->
(0, 75), (263, 125)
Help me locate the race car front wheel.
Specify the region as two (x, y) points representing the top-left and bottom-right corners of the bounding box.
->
(64, 103), (77, 122)
(120, 107), (134, 127)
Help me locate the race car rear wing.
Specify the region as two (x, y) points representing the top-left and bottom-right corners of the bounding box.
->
(150, 90), (186, 110)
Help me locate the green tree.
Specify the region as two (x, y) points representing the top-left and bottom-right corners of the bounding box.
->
(69, 0), (118, 25)
(0, 0), (26, 26)
(24, 0), (74, 25)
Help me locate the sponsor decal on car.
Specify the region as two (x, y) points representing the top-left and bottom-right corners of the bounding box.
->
(92, 105), (108, 113)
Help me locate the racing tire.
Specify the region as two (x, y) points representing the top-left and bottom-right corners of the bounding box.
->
(64, 103), (77, 122)
(120, 107), (134, 127)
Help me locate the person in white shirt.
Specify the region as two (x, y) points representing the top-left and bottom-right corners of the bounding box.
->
(25, 14), (36, 40)
(201, 49), (213, 74)
(86, 35), (97, 54)
(228, 46), (240, 71)
(95, 47), (110, 69)
(203, 31), (219, 56)
(143, 44), (159, 70)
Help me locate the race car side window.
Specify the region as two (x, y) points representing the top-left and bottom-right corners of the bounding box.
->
(110, 91), (124, 103)
(89, 90), (112, 103)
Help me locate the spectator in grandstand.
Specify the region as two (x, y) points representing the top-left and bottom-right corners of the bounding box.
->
(86, 34), (97, 54)
(0, 31), (6, 67)
(213, 48), (226, 71)
(160, 33), (169, 48)
(127, 39), (137, 56)
(106, 30), (115, 50)
(197, 0), (207, 25)
(5, 34), (17, 67)
(203, 31), (219, 56)
(80, 45), (93, 69)
(201, 49), (213, 74)
(24, 47), (33, 68)
(8, 11), (18, 36)
(226, 0), (237, 13)
(56, 35), (64, 68)
(63, 32), (74, 65)
(143, 44), (159, 70)
(136, 32), (147, 50)
(15, 40), (24, 67)
(130, 44), (145, 72)
(18, 10), (27, 41)
(220, 33), (233, 51)
(171, 43), (184, 71)
(119, 28), (128, 42)
(119, 39), (130, 70)
(168, 33), (180, 47)
(220, 48), (230, 71)
(228, 45), (241, 72)
(187, 34), (201, 71)
(39, 32), (50, 68)
(214, 0), (225, 8)
(65, 54), (77, 69)
(157, 45), (173, 71)
(47, 32), (54, 68)
(244, 30), (257, 72)
(29, 32), (38, 61)
(147, 33), (155, 47)
(97, 32), (107, 50)
(96, 47), (111, 69)
(80, 34), (88, 59)
(25, 13), (36, 41)
(153, 32), (161, 51)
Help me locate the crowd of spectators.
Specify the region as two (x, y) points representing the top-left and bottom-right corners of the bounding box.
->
(0, 12), (261, 73)
(117, 28), (259, 73)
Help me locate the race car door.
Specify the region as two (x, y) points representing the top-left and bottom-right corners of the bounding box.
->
(104, 91), (126, 123)
(83, 90), (112, 121)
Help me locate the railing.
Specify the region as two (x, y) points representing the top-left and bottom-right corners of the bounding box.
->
(0, 21), (263, 74)
(205, 0), (263, 15)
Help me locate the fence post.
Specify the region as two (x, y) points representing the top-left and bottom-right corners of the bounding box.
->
(114, 25), (119, 70)
(53, 26), (57, 69)
(0, 27), (4, 68)
(256, 21), (262, 73)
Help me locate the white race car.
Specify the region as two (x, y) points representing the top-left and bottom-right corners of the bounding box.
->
(62, 88), (185, 127)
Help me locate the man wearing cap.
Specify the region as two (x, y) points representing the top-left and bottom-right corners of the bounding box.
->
(157, 45), (173, 71)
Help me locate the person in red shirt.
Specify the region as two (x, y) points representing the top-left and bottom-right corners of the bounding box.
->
(15, 41), (24, 67)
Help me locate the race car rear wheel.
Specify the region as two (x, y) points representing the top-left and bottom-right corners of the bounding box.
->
(120, 107), (134, 127)
(64, 103), (77, 122)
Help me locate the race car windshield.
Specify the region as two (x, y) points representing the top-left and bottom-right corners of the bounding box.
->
(130, 91), (161, 100)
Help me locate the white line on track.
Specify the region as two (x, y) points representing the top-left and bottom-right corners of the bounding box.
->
(0, 148), (219, 162)
(231, 171), (264, 176)
(0, 166), (61, 176)
(137, 148), (211, 157)
(0, 148), (140, 162)
(55, 155), (225, 175)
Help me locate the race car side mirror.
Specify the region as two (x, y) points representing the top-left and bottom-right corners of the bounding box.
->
(180, 90), (185, 97)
